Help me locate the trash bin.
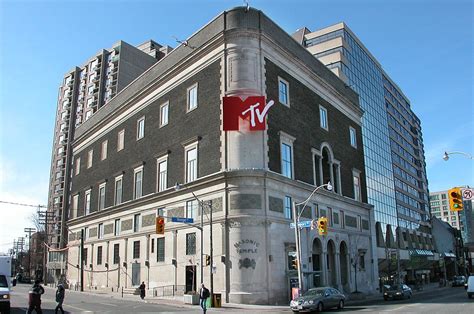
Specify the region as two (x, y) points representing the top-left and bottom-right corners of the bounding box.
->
(212, 293), (222, 308)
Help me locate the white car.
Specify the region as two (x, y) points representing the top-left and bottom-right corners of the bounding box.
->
(0, 274), (11, 314)
(466, 276), (474, 299)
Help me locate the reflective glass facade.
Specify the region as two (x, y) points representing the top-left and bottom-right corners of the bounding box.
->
(302, 25), (430, 236)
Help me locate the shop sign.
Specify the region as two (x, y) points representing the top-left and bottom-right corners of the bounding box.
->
(223, 96), (274, 131)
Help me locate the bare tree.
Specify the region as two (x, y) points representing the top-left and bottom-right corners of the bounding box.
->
(349, 234), (366, 293)
(29, 210), (44, 232)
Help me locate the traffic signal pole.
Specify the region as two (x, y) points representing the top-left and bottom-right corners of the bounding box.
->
(292, 201), (303, 293)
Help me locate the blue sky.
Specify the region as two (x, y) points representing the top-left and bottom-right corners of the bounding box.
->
(0, 0), (472, 253)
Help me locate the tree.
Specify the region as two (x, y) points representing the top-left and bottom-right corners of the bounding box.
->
(349, 235), (366, 293)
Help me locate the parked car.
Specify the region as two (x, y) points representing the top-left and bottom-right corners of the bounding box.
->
(466, 276), (474, 299)
(383, 284), (412, 301)
(451, 276), (466, 287)
(290, 287), (345, 312)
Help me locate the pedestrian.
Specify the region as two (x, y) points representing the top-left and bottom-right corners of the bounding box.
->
(27, 279), (45, 314)
(199, 283), (210, 313)
(139, 281), (146, 300)
(55, 283), (65, 314)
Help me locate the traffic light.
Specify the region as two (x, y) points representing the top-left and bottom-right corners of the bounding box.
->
(205, 254), (211, 266)
(291, 258), (299, 270)
(448, 188), (464, 211)
(156, 216), (165, 234)
(318, 217), (328, 235)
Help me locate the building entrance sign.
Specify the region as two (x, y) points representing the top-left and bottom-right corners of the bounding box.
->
(223, 96), (274, 131)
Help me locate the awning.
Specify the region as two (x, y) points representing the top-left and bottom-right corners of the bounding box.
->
(409, 249), (434, 256)
(442, 252), (456, 258)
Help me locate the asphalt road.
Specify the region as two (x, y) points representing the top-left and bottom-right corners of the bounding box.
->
(7, 283), (473, 313)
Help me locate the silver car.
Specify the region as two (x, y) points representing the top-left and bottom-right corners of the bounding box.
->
(290, 287), (345, 312)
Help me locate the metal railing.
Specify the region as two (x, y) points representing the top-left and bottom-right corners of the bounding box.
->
(152, 285), (185, 297)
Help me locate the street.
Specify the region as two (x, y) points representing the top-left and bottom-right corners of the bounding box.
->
(7, 284), (474, 313)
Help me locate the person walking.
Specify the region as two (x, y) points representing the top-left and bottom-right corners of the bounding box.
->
(199, 283), (210, 313)
(139, 281), (146, 300)
(27, 280), (45, 314)
(55, 283), (65, 314)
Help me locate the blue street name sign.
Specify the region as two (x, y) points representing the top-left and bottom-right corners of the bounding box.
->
(171, 217), (194, 223)
(290, 221), (312, 229)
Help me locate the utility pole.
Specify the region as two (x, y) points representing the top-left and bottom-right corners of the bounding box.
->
(24, 228), (36, 278)
(80, 228), (84, 292)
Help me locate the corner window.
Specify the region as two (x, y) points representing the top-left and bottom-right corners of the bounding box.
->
(71, 194), (79, 219)
(280, 132), (295, 179)
(187, 83), (198, 111)
(87, 150), (93, 168)
(185, 143), (198, 183)
(98, 183), (106, 210)
(133, 214), (141, 233)
(101, 140), (108, 160)
(97, 246), (103, 265)
(156, 238), (165, 262)
(133, 241), (140, 259)
(278, 77), (289, 107)
(186, 200), (198, 220)
(134, 166), (143, 199)
(75, 157), (81, 175)
(114, 175), (123, 205)
(319, 106), (328, 130)
(98, 223), (104, 239)
(157, 155), (168, 192)
(114, 219), (121, 236)
(113, 244), (120, 264)
(284, 196), (292, 219)
(349, 127), (357, 148)
(84, 189), (91, 215)
(137, 117), (145, 140)
(353, 169), (362, 201)
(160, 102), (169, 127)
(186, 233), (196, 255)
(117, 129), (125, 151)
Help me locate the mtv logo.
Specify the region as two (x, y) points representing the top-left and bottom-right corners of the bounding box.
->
(223, 96), (274, 131)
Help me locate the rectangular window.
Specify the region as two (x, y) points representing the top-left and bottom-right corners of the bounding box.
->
(88, 86), (94, 95)
(117, 129), (125, 151)
(151, 239), (155, 253)
(353, 172), (361, 201)
(98, 223), (104, 239)
(157, 238), (165, 262)
(75, 157), (81, 175)
(114, 219), (121, 236)
(281, 143), (293, 179)
(156, 208), (165, 217)
(113, 244), (120, 264)
(83, 248), (88, 265)
(87, 150), (93, 168)
(134, 167), (143, 199)
(134, 214), (140, 232)
(133, 241), (140, 259)
(71, 194), (79, 219)
(187, 84), (198, 111)
(97, 246), (102, 265)
(359, 254), (365, 270)
(186, 233), (196, 255)
(115, 176), (123, 205)
(185, 144), (198, 183)
(319, 106), (328, 130)
(186, 200), (198, 219)
(85, 190), (91, 215)
(157, 156), (168, 192)
(101, 140), (108, 160)
(137, 117), (145, 140)
(160, 102), (169, 127)
(349, 127), (357, 148)
(278, 77), (289, 106)
(98, 183), (106, 210)
(284, 196), (292, 219)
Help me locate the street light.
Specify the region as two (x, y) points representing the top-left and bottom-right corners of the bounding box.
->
(292, 182), (332, 294)
(174, 182), (214, 299)
(443, 151), (473, 161)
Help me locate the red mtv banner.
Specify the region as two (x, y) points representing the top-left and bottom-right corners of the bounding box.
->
(223, 96), (274, 131)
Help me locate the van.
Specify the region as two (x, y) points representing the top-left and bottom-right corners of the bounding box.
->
(467, 276), (474, 299)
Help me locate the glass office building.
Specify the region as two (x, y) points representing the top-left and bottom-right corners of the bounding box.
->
(293, 23), (431, 238)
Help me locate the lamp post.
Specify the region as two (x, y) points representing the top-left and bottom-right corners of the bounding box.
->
(292, 182), (332, 293)
(443, 151), (473, 161)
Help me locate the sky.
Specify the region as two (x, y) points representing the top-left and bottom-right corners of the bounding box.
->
(0, 0), (472, 254)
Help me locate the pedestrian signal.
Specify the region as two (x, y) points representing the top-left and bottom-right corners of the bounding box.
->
(318, 217), (328, 235)
(291, 258), (299, 270)
(156, 216), (165, 234)
(448, 187), (464, 211)
(205, 254), (211, 266)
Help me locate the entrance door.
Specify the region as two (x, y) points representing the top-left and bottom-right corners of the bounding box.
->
(185, 265), (196, 293)
(132, 263), (141, 286)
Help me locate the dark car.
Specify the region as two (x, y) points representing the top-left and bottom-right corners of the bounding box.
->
(383, 284), (412, 300)
(451, 276), (466, 287)
(290, 287), (345, 312)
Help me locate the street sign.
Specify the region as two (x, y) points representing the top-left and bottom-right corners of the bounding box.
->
(171, 217), (194, 223)
(462, 188), (473, 200)
(290, 221), (312, 229)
